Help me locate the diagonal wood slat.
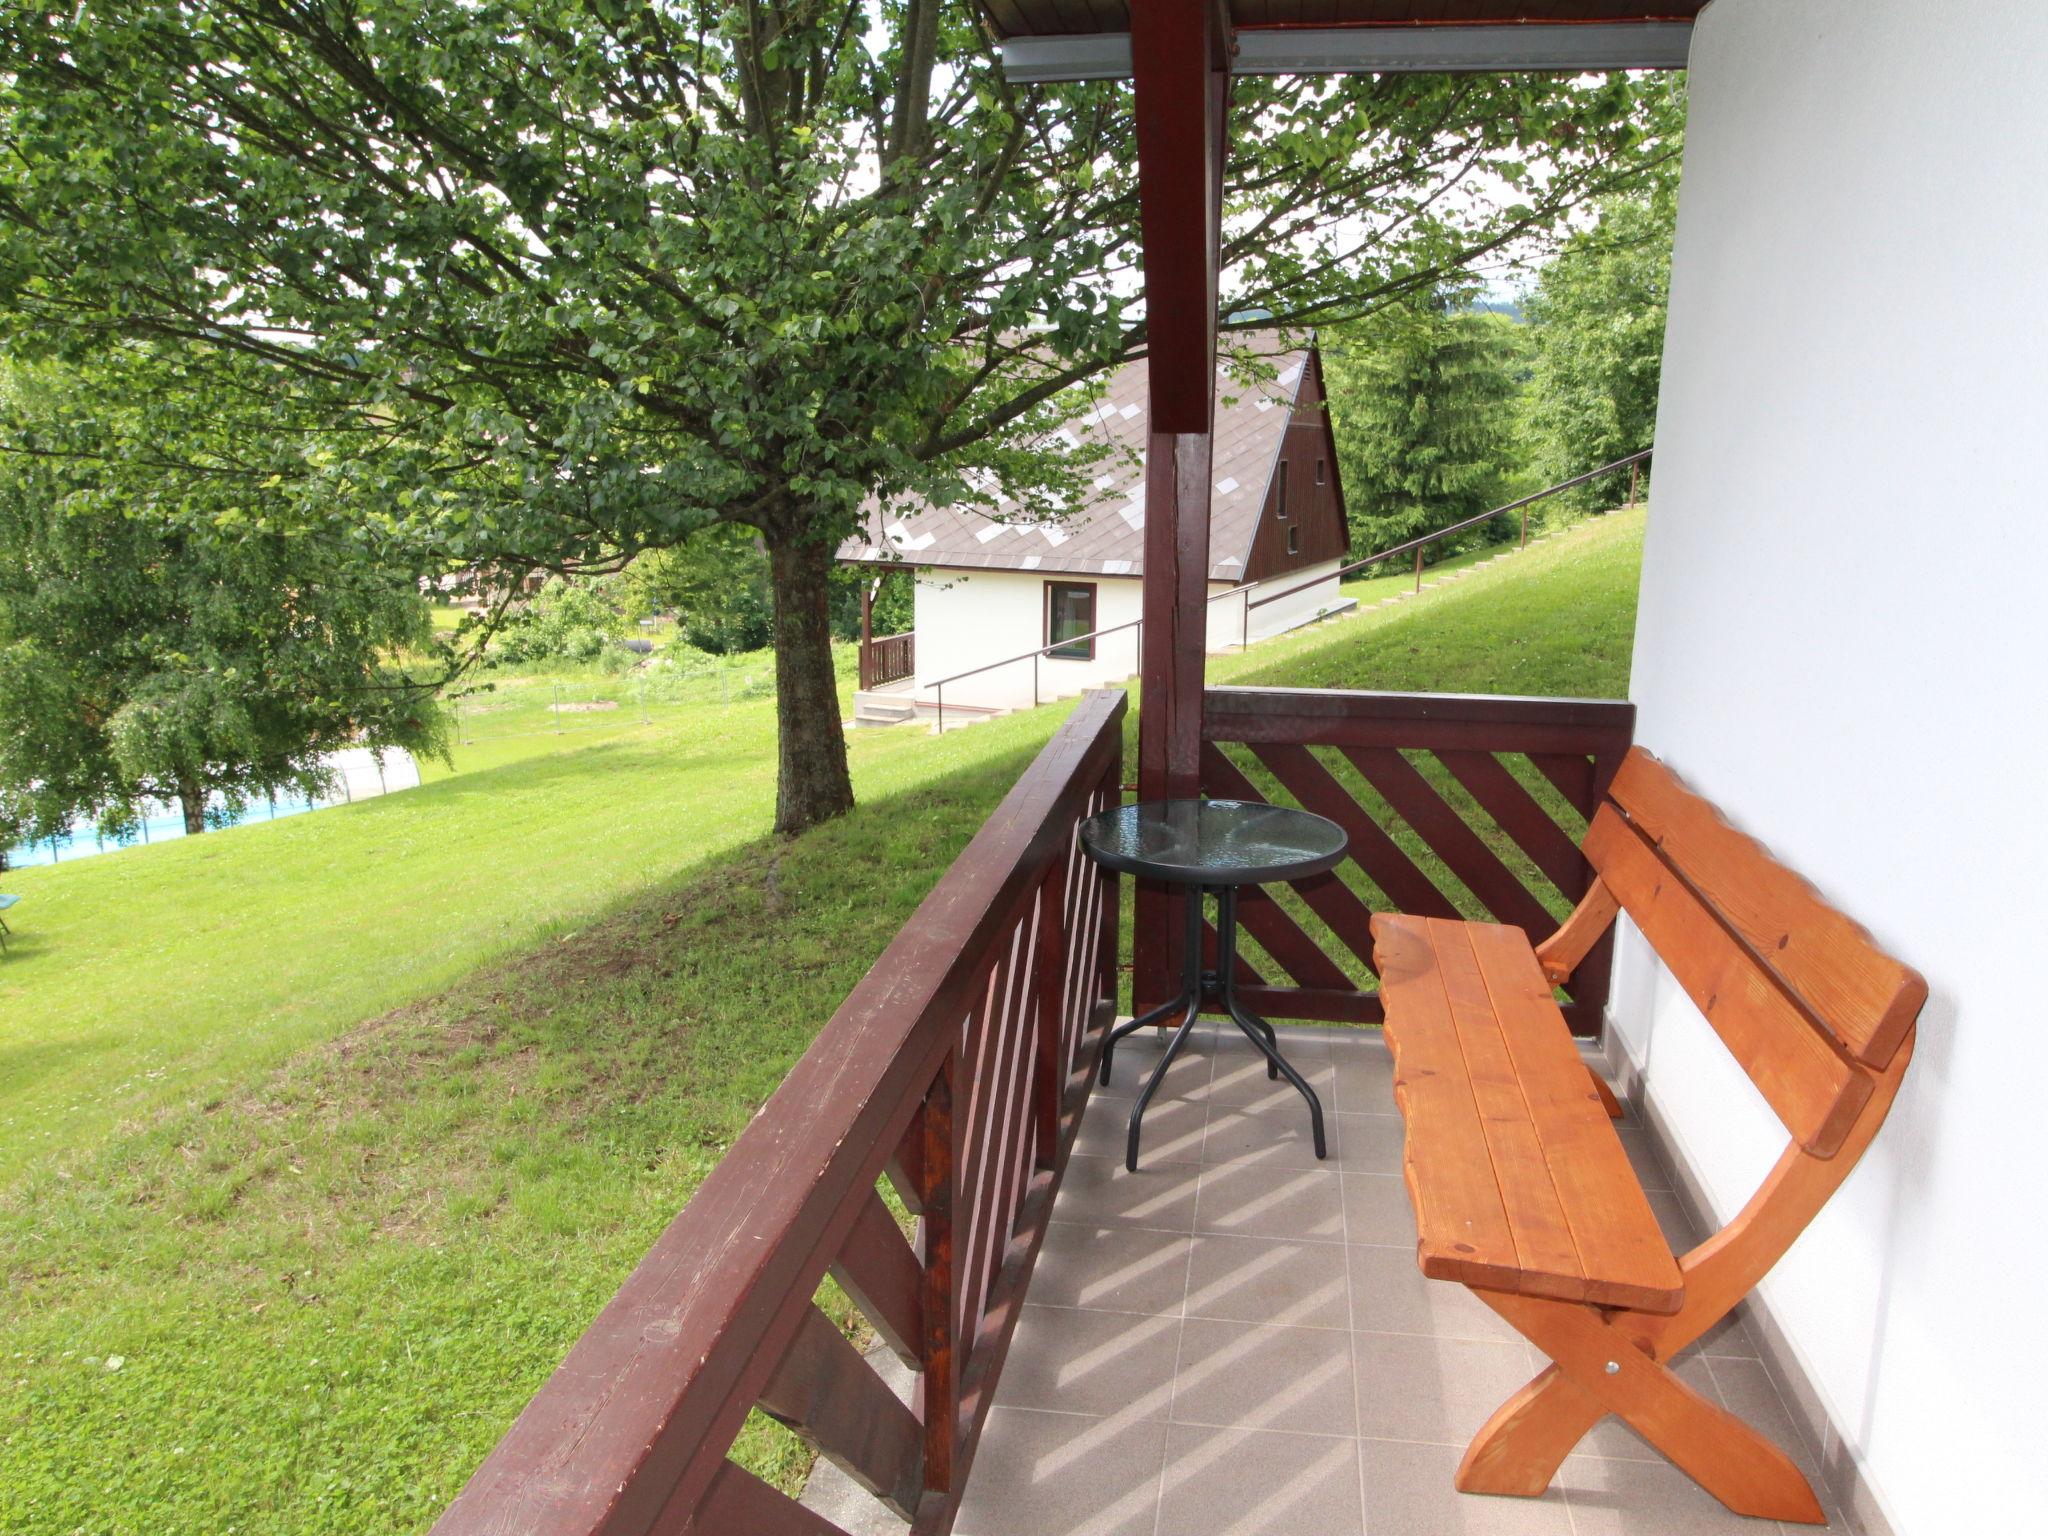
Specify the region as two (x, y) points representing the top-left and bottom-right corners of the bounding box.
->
(1248, 739), (1460, 919)
(1200, 741), (1383, 971)
(1434, 748), (1589, 900)
(1529, 750), (1599, 814)
(688, 1460), (856, 1536)
(829, 1187), (923, 1370)
(1231, 883), (1357, 991)
(758, 1306), (925, 1519)
(1196, 690), (1634, 1035)
(1343, 746), (1559, 937)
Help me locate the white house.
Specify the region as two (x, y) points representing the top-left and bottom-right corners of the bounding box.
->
(840, 334), (1352, 718)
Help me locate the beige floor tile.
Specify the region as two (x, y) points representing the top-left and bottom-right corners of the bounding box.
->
(1643, 1187), (1700, 1250)
(1204, 1037), (1340, 1109)
(1558, 1452), (1799, 1535)
(1704, 1356), (1824, 1481)
(1268, 1022), (1341, 1051)
(1055, 1152), (1202, 1232)
(1097, 1026), (1213, 1103)
(953, 1406), (1168, 1536)
(1157, 1424), (1365, 1536)
(1329, 1111), (1405, 1174)
(1202, 1103), (1335, 1171)
(1074, 1089), (1207, 1166)
(1195, 1163), (1347, 1242)
(1184, 1233), (1351, 1332)
(1340, 1171), (1418, 1246)
(1694, 1302), (1762, 1360)
(1027, 1224), (1192, 1317)
(1331, 1042), (1397, 1113)
(1346, 1245), (1522, 1343)
(1353, 1331), (1535, 1445)
(1172, 1317), (1359, 1435)
(1614, 1124), (1672, 1192)
(1360, 1439), (1571, 1535)
(990, 1304), (1181, 1421)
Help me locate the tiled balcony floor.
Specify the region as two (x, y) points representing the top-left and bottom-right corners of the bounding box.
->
(950, 1023), (1843, 1536)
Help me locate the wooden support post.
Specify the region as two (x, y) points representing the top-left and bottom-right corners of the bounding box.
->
(859, 575), (874, 691)
(1414, 546), (1424, 593)
(1131, 0), (1231, 1014)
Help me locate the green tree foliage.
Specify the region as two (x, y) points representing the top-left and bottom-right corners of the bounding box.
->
(489, 575), (628, 665)
(0, 362), (445, 839)
(0, 2), (1672, 832)
(1325, 300), (1528, 558)
(621, 528), (774, 656)
(1525, 128), (1682, 511)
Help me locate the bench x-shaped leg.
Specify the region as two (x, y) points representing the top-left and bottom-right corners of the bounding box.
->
(1453, 1050), (1910, 1525)
(1460, 1291), (1823, 1523)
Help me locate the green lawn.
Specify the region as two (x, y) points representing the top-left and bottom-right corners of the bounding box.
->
(0, 507), (1645, 1535)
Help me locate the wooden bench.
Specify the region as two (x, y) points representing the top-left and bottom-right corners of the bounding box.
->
(1370, 747), (1925, 1524)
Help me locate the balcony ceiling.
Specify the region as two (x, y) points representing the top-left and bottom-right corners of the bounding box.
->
(981, 2), (1710, 37)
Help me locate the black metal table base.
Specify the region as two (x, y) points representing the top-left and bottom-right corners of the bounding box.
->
(1099, 883), (1327, 1172)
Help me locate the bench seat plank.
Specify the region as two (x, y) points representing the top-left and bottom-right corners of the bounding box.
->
(1374, 913), (1684, 1314)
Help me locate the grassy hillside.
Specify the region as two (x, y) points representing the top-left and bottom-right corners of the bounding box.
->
(0, 508), (1644, 1535)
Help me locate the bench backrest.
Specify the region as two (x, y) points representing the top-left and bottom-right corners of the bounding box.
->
(1583, 749), (1927, 1157)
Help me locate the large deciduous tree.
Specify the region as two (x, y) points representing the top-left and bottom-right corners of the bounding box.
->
(0, 2), (1674, 833)
(0, 359), (446, 840)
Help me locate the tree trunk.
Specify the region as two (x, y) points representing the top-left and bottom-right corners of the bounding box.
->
(177, 774), (207, 836)
(764, 526), (855, 836)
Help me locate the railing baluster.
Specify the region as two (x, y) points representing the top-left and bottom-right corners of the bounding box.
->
(757, 1307), (926, 1520)
(918, 1054), (959, 1502)
(829, 1187), (924, 1370)
(1032, 863), (1069, 1169)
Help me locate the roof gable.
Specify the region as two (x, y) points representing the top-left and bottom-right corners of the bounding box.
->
(840, 331), (1314, 582)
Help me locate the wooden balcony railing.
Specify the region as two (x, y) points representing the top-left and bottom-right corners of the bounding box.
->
(1187, 687), (1637, 1035)
(432, 689), (1125, 1536)
(860, 629), (915, 690)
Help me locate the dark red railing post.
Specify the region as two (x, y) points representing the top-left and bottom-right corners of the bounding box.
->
(859, 577), (874, 691)
(917, 1055), (959, 1500)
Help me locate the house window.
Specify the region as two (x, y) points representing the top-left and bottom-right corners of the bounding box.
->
(1316, 457), (1326, 485)
(1045, 581), (1097, 661)
(1276, 460), (1290, 518)
(1287, 526), (1300, 556)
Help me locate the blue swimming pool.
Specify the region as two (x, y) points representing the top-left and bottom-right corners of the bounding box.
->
(3, 750), (421, 868)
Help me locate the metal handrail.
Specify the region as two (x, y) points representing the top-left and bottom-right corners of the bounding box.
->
(1244, 447), (1652, 614)
(921, 448), (1650, 731)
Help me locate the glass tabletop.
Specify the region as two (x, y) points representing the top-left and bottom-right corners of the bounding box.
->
(1077, 799), (1348, 886)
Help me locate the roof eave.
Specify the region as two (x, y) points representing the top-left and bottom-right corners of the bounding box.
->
(999, 22), (1694, 83)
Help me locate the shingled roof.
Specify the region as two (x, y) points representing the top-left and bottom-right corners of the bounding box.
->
(839, 332), (1310, 583)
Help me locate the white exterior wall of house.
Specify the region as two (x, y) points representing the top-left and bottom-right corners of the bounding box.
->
(908, 559), (1344, 713)
(1617, 2), (2047, 1530)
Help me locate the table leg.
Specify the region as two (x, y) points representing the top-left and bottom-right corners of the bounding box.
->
(1216, 886), (1327, 1161)
(1118, 884), (1207, 1171)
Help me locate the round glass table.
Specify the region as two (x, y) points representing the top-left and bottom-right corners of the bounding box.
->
(1077, 798), (1348, 1171)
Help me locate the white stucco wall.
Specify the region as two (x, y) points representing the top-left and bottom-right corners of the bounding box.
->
(906, 560), (1345, 712)
(1618, 2), (2048, 1529)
